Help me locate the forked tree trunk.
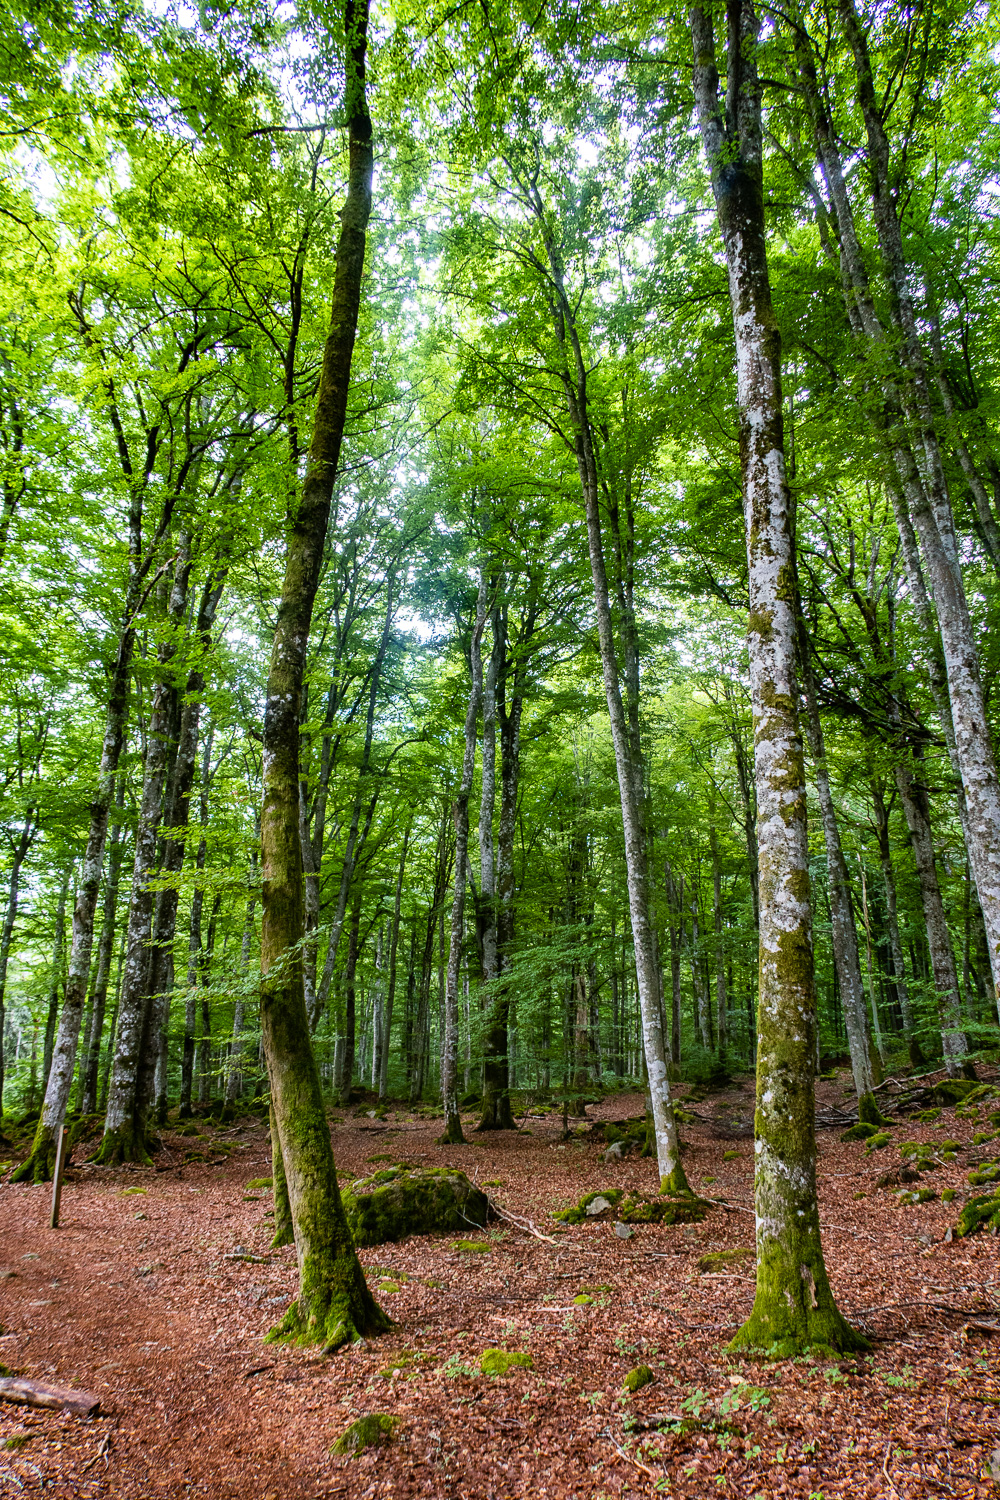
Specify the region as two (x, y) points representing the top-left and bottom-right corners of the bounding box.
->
(257, 0), (387, 1350)
(692, 0), (864, 1355)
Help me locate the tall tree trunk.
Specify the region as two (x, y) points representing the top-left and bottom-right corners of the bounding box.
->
(180, 729), (212, 1117)
(79, 787), (126, 1115)
(708, 812), (727, 1064)
(691, 0), (864, 1355)
(338, 886), (363, 1106)
(94, 539), (193, 1166)
(442, 579), (487, 1144)
(257, 0), (387, 1349)
(225, 851), (258, 1112)
(528, 198), (684, 1192)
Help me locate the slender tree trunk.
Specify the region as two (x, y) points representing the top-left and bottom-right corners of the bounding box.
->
(799, 648), (880, 1116)
(40, 869), (70, 1098)
(691, 0), (864, 1354)
(257, 0), (387, 1349)
(893, 748), (969, 1074)
(442, 579), (487, 1144)
(708, 815), (727, 1064)
(871, 783), (922, 1066)
(225, 854), (258, 1112)
(379, 827), (408, 1102)
(534, 208), (684, 1192)
(0, 807), (36, 1112)
(180, 730), (212, 1117)
(338, 887), (363, 1106)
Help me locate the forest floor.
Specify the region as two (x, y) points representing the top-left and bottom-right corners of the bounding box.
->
(1, 1071), (999, 1500)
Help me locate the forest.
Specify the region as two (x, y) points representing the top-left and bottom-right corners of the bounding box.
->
(1, 0), (1000, 1494)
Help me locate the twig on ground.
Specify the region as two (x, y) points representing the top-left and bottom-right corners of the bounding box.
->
(492, 1205), (560, 1244)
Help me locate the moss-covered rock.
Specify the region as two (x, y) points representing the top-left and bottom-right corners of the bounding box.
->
(841, 1122), (880, 1142)
(895, 1187), (936, 1205)
(931, 1079), (980, 1107)
(330, 1414), (398, 1455)
(913, 1109), (941, 1123)
(480, 1348), (532, 1376)
(622, 1364), (654, 1393)
(554, 1188), (709, 1226)
(696, 1247), (754, 1273)
(863, 1132), (893, 1153)
(968, 1161), (1000, 1187)
(342, 1167), (495, 1247)
(955, 1189), (1000, 1238)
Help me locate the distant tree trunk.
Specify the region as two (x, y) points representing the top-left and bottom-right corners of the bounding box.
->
(442, 579), (487, 1144)
(799, 647), (879, 1115)
(692, 0), (864, 1355)
(708, 812), (727, 1063)
(871, 783), (922, 1066)
(0, 806), (37, 1112)
(256, 0), (387, 1349)
(664, 862), (683, 1067)
(893, 747), (969, 1074)
(378, 828), (408, 1102)
(225, 852), (258, 1112)
(338, 887), (363, 1105)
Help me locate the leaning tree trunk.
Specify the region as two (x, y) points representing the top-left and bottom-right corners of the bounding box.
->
(691, 0), (864, 1355)
(799, 644), (880, 1119)
(442, 577), (488, 1145)
(257, 0), (387, 1351)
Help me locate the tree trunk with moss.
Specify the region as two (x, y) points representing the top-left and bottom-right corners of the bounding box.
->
(258, 0), (387, 1350)
(692, 0), (865, 1355)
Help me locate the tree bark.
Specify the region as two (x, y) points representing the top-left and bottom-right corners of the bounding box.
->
(79, 783), (125, 1115)
(691, 0), (864, 1355)
(257, 0), (387, 1350)
(378, 827), (408, 1101)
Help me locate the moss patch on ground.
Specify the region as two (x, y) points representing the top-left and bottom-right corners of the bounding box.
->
(697, 1247), (754, 1273)
(623, 1364), (654, 1393)
(480, 1348), (532, 1376)
(330, 1414), (398, 1455)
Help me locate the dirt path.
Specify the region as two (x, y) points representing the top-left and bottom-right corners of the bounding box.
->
(0, 1080), (998, 1498)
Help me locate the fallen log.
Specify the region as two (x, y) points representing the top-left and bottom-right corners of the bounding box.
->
(0, 1376), (101, 1417)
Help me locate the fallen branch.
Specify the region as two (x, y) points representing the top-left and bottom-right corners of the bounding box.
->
(492, 1204), (560, 1244)
(0, 1377), (100, 1417)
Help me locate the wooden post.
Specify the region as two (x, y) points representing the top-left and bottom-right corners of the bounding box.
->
(49, 1124), (66, 1229)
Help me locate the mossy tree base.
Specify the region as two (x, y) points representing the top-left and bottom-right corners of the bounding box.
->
(660, 1163), (692, 1196)
(857, 1092), (891, 1127)
(89, 1123), (153, 1167)
(437, 1114), (466, 1146)
(11, 1126), (59, 1184)
(265, 1270), (391, 1353)
(728, 1246), (870, 1360)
